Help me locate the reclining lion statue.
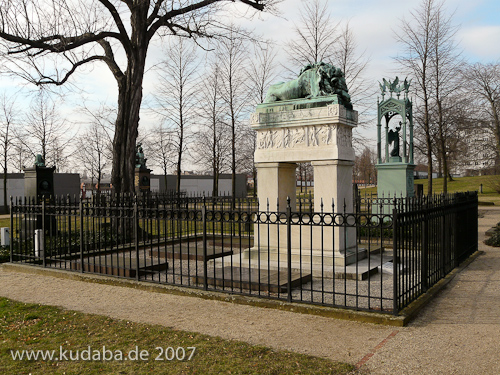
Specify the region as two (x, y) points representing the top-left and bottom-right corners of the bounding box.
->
(264, 62), (352, 109)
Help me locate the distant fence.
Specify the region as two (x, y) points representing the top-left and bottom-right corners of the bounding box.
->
(9, 191), (478, 315)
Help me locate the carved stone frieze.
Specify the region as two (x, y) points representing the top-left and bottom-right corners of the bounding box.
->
(337, 126), (352, 147)
(256, 124), (352, 150)
(327, 104), (339, 116)
(291, 127), (306, 147)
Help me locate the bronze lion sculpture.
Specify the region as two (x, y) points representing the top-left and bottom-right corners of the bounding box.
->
(264, 62), (352, 109)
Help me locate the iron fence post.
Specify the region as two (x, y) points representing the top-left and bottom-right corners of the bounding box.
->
(79, 199), (84, 273)
(42, 199), (46, 268)
(202, 200), (208, 291)
(453, 205), (459, 268)
(9, 196), (13, 263)
(134, 197), (139, 281)
(286, 197), (292, 303)
(392, 208), (399, 315)
(473, 193), (478, 255)
(422, 213), (428, 292)
(439, 213), (448, 278)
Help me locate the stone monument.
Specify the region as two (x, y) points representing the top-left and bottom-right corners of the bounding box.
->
(375, 77), (415, 201)
(134, 144), (152, 193)
(23, 154), (56, 233)
(24, 154), (56, 204)
(246, 62), (361, 267)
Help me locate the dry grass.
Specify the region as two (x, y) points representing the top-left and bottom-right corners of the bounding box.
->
(0, 297), (355, 375)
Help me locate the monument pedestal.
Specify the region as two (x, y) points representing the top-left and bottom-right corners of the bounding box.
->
(23, 165), (56, 235)
(135, 167), (152, 193)
(375, 162), (415, 215)
(376, 162), (415, 198)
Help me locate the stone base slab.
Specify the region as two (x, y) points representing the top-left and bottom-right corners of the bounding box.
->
(214, 250), (391, 281)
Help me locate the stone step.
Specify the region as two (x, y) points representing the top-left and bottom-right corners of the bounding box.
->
(192, 266), (312, 293)
(240, 246), (368, 267)
(213, 252), (392, 281)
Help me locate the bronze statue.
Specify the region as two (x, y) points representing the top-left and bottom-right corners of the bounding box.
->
(264, 62), (352, 109)
(34, 154), (45, 167)
(135, 144), (147, 169)
(388, 123), (401, 157)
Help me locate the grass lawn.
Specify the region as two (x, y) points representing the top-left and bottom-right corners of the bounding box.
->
(0, 297), (355, 375)
(359, 175), (500, 205)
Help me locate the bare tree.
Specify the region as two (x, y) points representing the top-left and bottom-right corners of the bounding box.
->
(217, 25), (252, 201)
(152, 37), (199, 193)
(0, 0), (279, 195)
(193, 61), (231, 196)
(461, 62), (500, 171)
(285, 0), (339, 72)
(429, 3), (461, 193)
(148, 123), (175, 192)
(244, 41), (280, 195)
(354, 147), (377, 187)
(395, 0), (443, 195)
(75, 104), (114, 193)
(333, 22), (372, 135)
(0, 93), (17, 212)
(284, 1), (371, 151)
(246, 42), (280, 105)
(9, 138), (31, 173)
(21, 90), (73, 171)
(439, 95), (470, 176)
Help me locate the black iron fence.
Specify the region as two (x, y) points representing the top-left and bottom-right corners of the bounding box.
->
(9, 191), (478, 315)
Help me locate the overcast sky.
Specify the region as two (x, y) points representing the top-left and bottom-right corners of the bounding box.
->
(243, 0), (500, 79)
(2, 0), (499, 171)
(235, 0), (500, 147)
(92, 0), (500, 122)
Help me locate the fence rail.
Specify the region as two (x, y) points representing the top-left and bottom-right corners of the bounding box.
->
(9, 191), (478, 315)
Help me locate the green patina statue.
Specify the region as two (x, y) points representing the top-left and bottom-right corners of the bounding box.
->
(135, 144), (147, 169)
(34, 154), (45, 167)
(264, 62), (352, 109)
(388, 123), (401, 157)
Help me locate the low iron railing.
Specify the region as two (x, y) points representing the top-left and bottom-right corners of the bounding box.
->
(9, 192), (478, 315)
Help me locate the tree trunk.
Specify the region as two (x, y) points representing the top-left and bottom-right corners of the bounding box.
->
(176, 142), (182, 193)
(111, 47), (146, 195)
(214, 170), (219, 197)
(3, 137), (7, 212)
(231, 117), (236, 204)
(422, 77), (432, 195)
(3, 168), (7, 213)
(111, 6), (148, 196)
(213, 121), (218, 197)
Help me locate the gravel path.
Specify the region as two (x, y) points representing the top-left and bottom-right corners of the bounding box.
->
(0, 206), (499, 374)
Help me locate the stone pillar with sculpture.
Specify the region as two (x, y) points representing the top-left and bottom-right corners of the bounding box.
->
(134, 143), (152, 194)
(23, 154), (57, 234)
(375, 77), (415, 203)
